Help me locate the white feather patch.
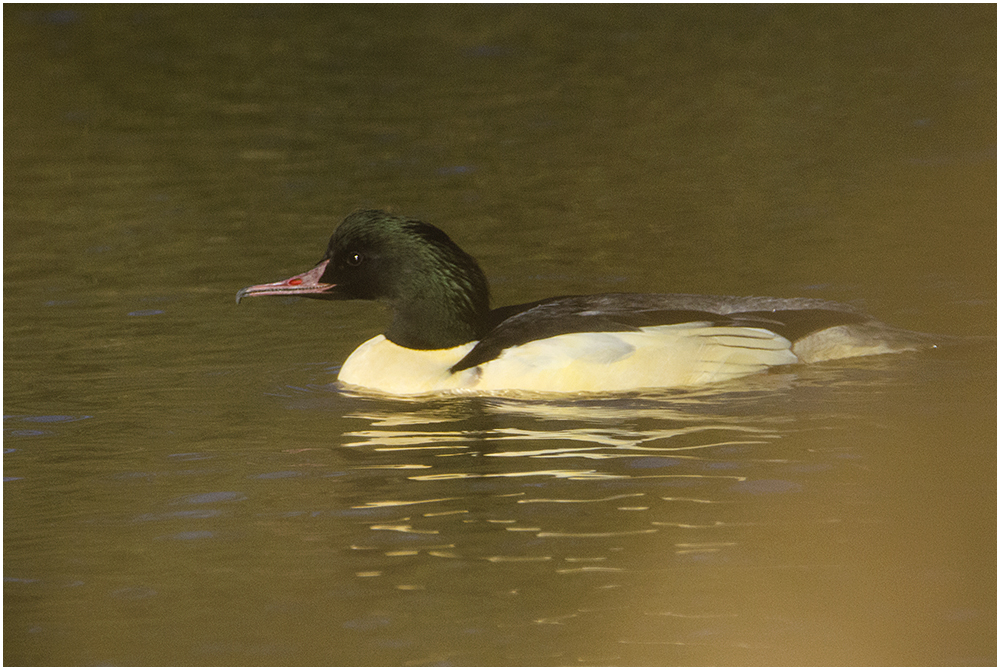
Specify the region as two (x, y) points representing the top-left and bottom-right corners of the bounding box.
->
(338, 324), (800, 395)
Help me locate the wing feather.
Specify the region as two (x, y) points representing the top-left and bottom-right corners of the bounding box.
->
(453, 293), (864, 373)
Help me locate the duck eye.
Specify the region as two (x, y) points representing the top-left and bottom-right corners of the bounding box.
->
(346, 252), (363, 267)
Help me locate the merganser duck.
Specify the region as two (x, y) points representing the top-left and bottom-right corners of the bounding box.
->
(237, 209), (946, 395)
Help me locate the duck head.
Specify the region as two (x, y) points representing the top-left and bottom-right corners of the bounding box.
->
(237, 210), (491, 349)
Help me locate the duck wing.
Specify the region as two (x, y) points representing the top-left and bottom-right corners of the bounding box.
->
(452, 293), (867, 373)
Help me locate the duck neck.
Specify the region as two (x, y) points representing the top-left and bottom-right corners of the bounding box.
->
(384, 270), (490, 351)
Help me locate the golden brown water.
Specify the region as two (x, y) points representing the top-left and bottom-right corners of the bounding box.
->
(4, 5), (995, 665)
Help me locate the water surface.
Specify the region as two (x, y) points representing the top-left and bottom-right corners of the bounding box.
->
(4, 5), (995, 665)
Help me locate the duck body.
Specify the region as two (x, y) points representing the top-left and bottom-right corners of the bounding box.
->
(237, 210), (945, 396)
(338, 326), (796, 394)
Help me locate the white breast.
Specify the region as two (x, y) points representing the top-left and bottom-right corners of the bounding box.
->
(337, 335), (475, 395)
